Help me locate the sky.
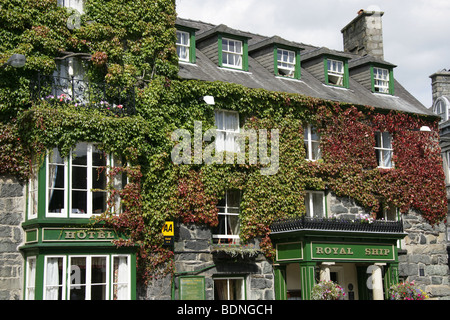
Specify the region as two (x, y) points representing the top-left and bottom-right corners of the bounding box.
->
(175, 0), (450, 109)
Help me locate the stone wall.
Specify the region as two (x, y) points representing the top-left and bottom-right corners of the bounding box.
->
(139, 222), (274, 300)
(399, 210), (450, 300)
(0, 175), (25, 300)
(430, 70), (450, 104)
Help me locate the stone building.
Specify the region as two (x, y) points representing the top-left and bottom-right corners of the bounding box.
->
(430, 68), (450, 298)
(1, 4), (449, 301)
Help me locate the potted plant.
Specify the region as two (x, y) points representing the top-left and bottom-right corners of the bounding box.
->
(311, 280), (346, 300)
(388, 281), (429, 300)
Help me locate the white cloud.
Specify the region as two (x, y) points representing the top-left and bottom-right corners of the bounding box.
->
(176, 0), (450, 107)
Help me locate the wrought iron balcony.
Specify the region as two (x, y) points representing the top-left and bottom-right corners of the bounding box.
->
(30, 72), (136, 115)
(270, 215), (404, 235)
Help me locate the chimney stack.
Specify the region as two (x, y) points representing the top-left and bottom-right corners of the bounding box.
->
(341, 9), (384, 60)
(430, 69), (450, 106)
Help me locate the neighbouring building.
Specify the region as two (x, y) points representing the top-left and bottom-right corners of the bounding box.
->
(431, 68), (450, 288)
(0, 2), (449, 301)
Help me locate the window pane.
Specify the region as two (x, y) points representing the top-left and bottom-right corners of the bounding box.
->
(113, 256), (129, 300)
(72, 166), (87, 189)
(48, 189), (65, 213)
(311, 141), (321, 160)
(92, 191), (107, 214)
(72, 142), (88, 165)
(50, 148), (64, 164)
(91, 257), (107, 284)
(72, 190), (87, 213)
(26, 258), (36, 300)
(70, 257), (86, 300)
(312, 193), (324, 218)
(214, 278), (245, 300)
(45, 257), (64, 300)
(49, 164), (65, 189)
(92, 146), (107, 167)
(305, 193), (311, 216)
(382, 132), (392, 149)
(92, 168), (106, 189)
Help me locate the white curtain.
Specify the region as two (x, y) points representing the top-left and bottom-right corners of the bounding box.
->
(26, 258), (36, 300)
(58, 0), (84, 14)
(215, 111), (239, 152)
(45, 258), (60, 300)
(114, 256), (129, 300)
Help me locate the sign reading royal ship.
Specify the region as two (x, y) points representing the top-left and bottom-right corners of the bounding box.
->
(311, 242), (395, 261)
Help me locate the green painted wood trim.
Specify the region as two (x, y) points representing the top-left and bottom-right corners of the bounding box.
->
(176, 26), (197, 64)
(274, 265), (287, 300)
(371, 64), (394, 95)
(274, 45), (301, 80)
(324, 56), (349, 88)
(299, 262), (316, 300)
(218, 34), (223, 68)
(190, 31), (196, 64)
(218, 34), (248, 71)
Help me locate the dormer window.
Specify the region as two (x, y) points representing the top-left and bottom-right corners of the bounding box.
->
(221, 38), (243, 69)
(373, 67), (390, 93)
(277, 48), (295, 78)
(176, 30), (190, 62)
(175, 26), (197, 64)
(327, 59), (345, 87)
(275, 47), (301, 79)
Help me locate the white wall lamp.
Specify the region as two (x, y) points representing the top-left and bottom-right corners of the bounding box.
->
(202, 96), (215, 105)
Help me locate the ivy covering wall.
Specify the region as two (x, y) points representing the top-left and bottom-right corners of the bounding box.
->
(0, 0), (446, 281)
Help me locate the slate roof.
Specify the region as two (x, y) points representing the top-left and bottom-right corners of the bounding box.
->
(176, 17), (434, 117)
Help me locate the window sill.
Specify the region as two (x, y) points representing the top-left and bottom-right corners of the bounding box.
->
(178, 60), (197, 66)
(276, 76), (303, 83)
(217, 66), (251, 74)
(322, 83), (351, 91)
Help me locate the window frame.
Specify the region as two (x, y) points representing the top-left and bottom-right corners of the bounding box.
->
(325, 57), (348, 88)
(32, 143), (125, 219)
(304, 124), (321, 161)
(176, 27), (196, 64)
(371, 65), (394, 95)
(215, 109), (240, 153)
(213, 276), (246, 300)
(219, 35), (248, 71)
(275, 46), (301, 79)
(43, 255), (67, 300)
(212, 190), (241, 245)
(25, 256), (37, 300)
(57, 0), (84, 14)
(433, 96), (450, 123)
(304, 190), (326, 218)
(374, 131), (394, 169)
(68, 255), (110, 300)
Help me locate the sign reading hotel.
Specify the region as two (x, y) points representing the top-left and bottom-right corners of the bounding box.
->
(311, 242), (395, 261)
(42, 228), (120, 242)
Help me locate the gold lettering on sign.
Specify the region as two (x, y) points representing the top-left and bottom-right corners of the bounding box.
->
(315, 246), (354, 256)
(65, 231), (76, 239)
(63, 230), (116, 240)
(365, 248), (390, 256)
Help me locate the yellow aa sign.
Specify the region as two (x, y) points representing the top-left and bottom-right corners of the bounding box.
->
(162, 221), (174, 236)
